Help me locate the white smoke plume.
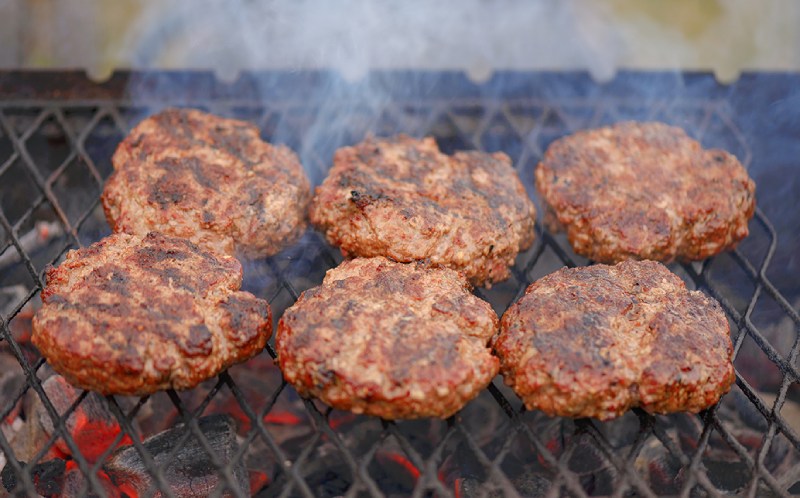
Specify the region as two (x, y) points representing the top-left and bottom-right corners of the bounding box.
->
(115, 0), (798, 82)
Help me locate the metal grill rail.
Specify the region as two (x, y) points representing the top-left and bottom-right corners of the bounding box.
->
(0, 71), (798, 497)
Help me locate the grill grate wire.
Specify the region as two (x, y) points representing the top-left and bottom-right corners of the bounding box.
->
(0, 74), (798, 497)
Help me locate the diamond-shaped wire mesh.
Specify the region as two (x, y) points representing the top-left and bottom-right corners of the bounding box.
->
(0, 72), (798, 497)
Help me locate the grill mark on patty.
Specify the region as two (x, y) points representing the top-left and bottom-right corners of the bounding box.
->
(152, 157), (222, 193)
(207, 124), (260, 168)
(187, 158), (221, 191)
(222, 294), (268, 330)
(185, 324), (213, 356)
(149, 175), (187, 207)
(90, 265), (131, 297)
(135, 244), (191, 263)
(158, 110), (259, 167)
(164, 109), (201, 145)
(43, 298), (188, 351)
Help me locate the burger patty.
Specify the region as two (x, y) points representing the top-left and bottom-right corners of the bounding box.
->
(535, 121), (756, 263)
(32, 232), (271, 395)
(309, 135), (536, 287)
(493, 260), (734, 420)
(102, 108), (311, 258)
(276, 257), (499, 419)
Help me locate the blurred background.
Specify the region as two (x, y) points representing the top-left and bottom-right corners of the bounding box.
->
(0, 0), (798, 82)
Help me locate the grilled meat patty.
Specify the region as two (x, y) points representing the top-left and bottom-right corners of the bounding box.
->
(32, 232), (271, 395)
(103, 108), (311, 258)
(535, 121), (755, 263)
(493, 260), (734, 420)
(276, 257), (499, 419)
(309, 135), (536, 287)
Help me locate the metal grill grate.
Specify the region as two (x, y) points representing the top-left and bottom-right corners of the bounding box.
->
(0, 71), (799, 497)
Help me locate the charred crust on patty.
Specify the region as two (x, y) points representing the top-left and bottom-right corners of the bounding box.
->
(493, 259), (735, 420)
(535, 121), (756, 263)
(276, 257), (500, 419)
(309, 135), (536, 287)
(32, 232), (272, 395)
(102, 108), (311, 258)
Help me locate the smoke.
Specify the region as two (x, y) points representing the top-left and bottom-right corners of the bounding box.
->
(98, 0), (797, 81)
(112, 0), (800, 146)
(119, 1), (624, 82)
(3, 0), (797, 81)
(115, 1), (625, 175)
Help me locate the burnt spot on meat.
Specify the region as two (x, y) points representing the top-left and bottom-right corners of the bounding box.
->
(244, 185), (263, 205)
(171, 109), (200, 143)
(186, 158), (220, 191)
(149, 174), (187, 208)
(148, 109), (204, 150)
(207, 125), (260, 168)
(712, 152), (727, 163)
(356, 147), (382, 163)
(162, 267), (197, 292)
(69, 300), (129, 319)
(223, 295), (263, 330)
(349, 189), (390, 209)
(145, 322), (184, 350)
(243, 185), (268, 223)
(90, 265), (131, 297)
(372, 269), (408, 294)
(183, 324), (213, 356)
(153, 158), (178, 171)
(134, 245), (190, 265)
(221, 294), (272, 347)
(153, 157), (221, 192)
